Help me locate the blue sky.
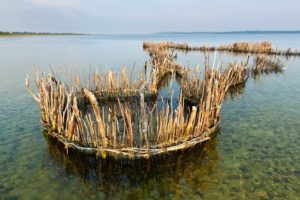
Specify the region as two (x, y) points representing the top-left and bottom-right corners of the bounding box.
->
(1, 0), (299, 34)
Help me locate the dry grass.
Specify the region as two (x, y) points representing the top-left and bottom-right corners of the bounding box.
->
(224, 41), (272, 52)
(252, 55), (284, 74)
(143, 41), (300, 56)
(143, 41), (184, 81)
(73, 67), (158, 101)
(181, 60), (249, 104)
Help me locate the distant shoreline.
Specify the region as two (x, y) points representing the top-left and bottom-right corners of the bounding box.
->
(1, 31), (300, 37)
(0, 31), (86, 37)
(154, 31), (300, 35)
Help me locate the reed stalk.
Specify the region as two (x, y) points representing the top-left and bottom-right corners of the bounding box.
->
(143, 41), (300, 56)
(181, 61), (249, 104)
(252, 55), (284, 74)
(143, 41), (184, 84)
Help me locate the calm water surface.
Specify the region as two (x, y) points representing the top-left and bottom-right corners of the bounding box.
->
(0, 34), (300, 200)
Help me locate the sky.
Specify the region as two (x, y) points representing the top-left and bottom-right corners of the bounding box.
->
(0, 0), (299, 34)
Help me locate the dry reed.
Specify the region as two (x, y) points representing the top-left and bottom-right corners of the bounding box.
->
(252, 55), (284, 74)
(181, 60), (249, 104)
(143, 41), (184, 82)
(73, 67), (158, 101)
(143, 41), (300, 56)
(26, 61), (233, 158)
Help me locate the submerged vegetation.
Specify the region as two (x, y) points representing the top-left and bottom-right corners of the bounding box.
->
(25, 40), (290, 160)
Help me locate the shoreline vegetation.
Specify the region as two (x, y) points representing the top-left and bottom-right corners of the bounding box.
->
(25, 41), (285, 159)
(143, 41), (300, 56)
(0, 31), (86, 37)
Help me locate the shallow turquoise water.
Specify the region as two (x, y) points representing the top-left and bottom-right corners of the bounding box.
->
(0, 34), (300, 200)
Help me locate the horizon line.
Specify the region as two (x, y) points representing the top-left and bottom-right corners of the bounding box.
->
(2, 30), (300, 36)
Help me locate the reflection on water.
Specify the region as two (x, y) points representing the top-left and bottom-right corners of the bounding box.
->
(44, 130), (219, 193)
(225, 81), (247, 100)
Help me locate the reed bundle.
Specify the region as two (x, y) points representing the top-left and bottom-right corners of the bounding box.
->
(143, 41), (300, 56)
(181, 61), (249, 104)
(143, 41), (183, 82)
(252, 55), (284, 74)
(73, 66), (158, 101)
(231, 41), (272, 52)
(143, 41), (171, 50)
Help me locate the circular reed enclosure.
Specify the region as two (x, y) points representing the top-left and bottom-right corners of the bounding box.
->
(25, 41), (287, 160)
(25, 68), (240, 159)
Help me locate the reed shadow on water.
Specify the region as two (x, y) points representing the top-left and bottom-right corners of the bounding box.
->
(43, 129), (220, 192)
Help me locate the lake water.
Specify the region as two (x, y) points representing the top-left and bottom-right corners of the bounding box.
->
(0, 34), (300, 200)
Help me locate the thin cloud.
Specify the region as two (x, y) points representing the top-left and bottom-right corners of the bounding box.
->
(1, 0), (299, 33)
